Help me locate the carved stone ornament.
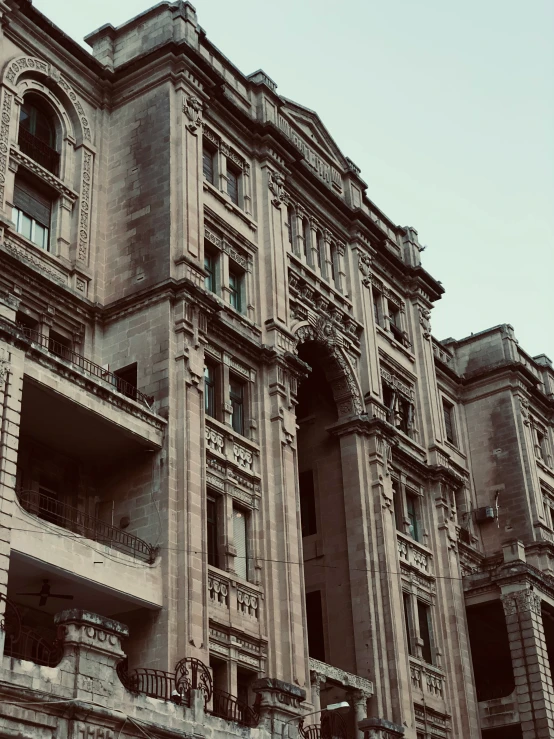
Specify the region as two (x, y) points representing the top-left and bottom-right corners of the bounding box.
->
(501, 589), (542, 616)
(519, 397), (531, 426)
(358, 252), (372, 287)
(183, 95), (203, 133)
(418, 306), (432, 340)
(268, 168), (286, 207)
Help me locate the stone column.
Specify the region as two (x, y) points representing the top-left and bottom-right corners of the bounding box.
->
(252, 678), (306, 739)
(310, 670), (326, 718)
(54, 609), (129, 705)
(350, 689), (371, 739)
(358, 717), (404, 739)
(501, 587), (554, 739)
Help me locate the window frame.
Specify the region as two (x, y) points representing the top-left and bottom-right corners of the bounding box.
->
(299, 469), (317, 538)
(229, 374), (246, 436)
(204, 362), (218, 419)
(226, 162), (241, 206)
(232, 504), (249, 580)
(204, 248), (218, 294)
(442, 399), (457, 445)
(202, 139), (217, 185)
(207, 494), (220, 569)
(228, 266), (244, 314)
(417, 599), (434, 665)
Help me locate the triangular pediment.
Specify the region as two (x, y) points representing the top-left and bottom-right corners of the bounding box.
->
(280, 98), (348, 169)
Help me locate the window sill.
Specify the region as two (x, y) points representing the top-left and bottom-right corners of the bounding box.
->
(376, 325), (415, 362)
(1, 230), (69, 287)
(537, 458), (554, 475)
(203, 180), (257, 231)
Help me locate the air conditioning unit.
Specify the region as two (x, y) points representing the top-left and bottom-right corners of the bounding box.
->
(475, 506), (496, 524)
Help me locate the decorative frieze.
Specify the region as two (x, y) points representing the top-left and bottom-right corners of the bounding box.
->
(206, 426), (225, 455)
(204, 225), (250, 270)
(237, 585), (259, 619)
(0, 89), (13, 209)
(380, 366), (414, 400)
(208, 573), (229, 607)
(233, 442), (253, 472)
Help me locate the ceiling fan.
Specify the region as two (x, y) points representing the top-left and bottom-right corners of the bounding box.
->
(17, 579), (74, 607)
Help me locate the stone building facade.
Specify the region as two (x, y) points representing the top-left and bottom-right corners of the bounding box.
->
(0, 2), (553, 739)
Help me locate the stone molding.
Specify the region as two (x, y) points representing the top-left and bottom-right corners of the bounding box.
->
(308, 657), (373, 695)
(359, 717), (404, 739)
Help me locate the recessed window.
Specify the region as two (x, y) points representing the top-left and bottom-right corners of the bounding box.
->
(233, 506), (249, 580)
(306, 590), (325, 661)
(316, 230), (325, 271)
(403, 592), (414, 656)
(299, 470), (317, 537)
(228, 267), (243, 313)
(230, 376), (245, 435)
(302, 218), (310, 260)
(204, 249), (217, 293)
(227, 163), (240, 205)
(204, 363), (217, 419)
(18, 96), (59, 174)
(388, 301), (403, 342)
(373, 292), (383, 327)
(330, 243), (337, 285)
(207, 496), (219, 568)
(406, 491), (421, 542)
(203, 140), (216, 184)
(13, 176), (52, 251)
(443, 400), (456, 445)
(392, 478), (403, 533)
(417, 600), (434, 664)
(286, 206), (295, 248)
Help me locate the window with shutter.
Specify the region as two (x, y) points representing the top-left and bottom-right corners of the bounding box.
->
(233, 507), (248, 580)
(13, 176), (52, 250)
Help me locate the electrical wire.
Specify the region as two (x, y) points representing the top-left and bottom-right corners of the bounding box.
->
(6, 524), (472, 582)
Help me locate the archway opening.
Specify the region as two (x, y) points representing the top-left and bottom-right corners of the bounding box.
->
(296, 340), (356, 680)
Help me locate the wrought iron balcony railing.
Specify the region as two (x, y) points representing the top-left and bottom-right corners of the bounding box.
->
(1, 595), (63, 667)
(119, 657), (215, 709)
(17, 489), (156, 564)
(300, 710), (348, 739)
(211, 689), (260, 727)
(17, 325), (154, 409)
(18, 128), (60, 175)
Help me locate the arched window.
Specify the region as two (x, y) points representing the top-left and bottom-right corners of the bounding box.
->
(18, 96), (59, 175)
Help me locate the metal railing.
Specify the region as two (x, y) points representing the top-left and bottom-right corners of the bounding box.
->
(18, 128), (60, 175)
(17, 325), (154, 409)
(211, 689), (260, 727)
(1, 595), (63, 667)
(17, 489), (156, 564)
(300, 711), (348, 739)
(117, 660), (190, 706)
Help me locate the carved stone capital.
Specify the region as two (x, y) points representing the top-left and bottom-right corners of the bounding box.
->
(501, 589), (542, 616)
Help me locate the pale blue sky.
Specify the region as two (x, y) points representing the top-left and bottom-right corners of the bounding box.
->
(34, 0), (554, 359)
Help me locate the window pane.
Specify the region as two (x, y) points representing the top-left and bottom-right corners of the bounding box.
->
(417, 600), (433, 664)
(233, 507), (248, 579)
(330, 244), (336, 283)
(204, 365), (216, 418)
(406, 493), (420, 542)
(229, 270), (242, 312)
(443, 401), (455, 443)
(203, 147), (214, 183)
(33, 222), (47, 250)
(403, 592), (414, 655)
(392, 479), (403, 532)
(207, 498), (219, 568)
(302, 219), (310, 258)
(230, 378), (245, 435)
(20, 212), (32, 240)
(227, 166), (239, 205)
(204, 253), (215, 292)
(317, 233), (324, 270)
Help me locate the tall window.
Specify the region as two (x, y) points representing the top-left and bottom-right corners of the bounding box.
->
(330, 243), (337, 285)
(403, 592), (414, 655)
(18, 96), (59, 174)
(306, 591), (325, 661)
(316, 231), (325, 271)
(203, 141), (216, 184)
(204, 364), (216, 418)
(228, 268), (243, 313)
(373, 291), (383, 327)
(230, 377), (245, 435)
(388, 301), (403, 342)
(287, 206), (295, 248)
(406, 491), (421, 542)
(417, 600), (434, 664)
(207, 496), (219, 568)
(233, 506), (248, 579)
(443, 400), (456, 445)
(299, 470), (317, 537)
(227, 164), (240, 205)
(302, 218), (310, 260)
(392, 478), (404, 532)
(204, 250), (217, 293)
(13, 176), (52, 251)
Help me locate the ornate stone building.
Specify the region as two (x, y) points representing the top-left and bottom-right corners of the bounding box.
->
(0, 2), (553, 739)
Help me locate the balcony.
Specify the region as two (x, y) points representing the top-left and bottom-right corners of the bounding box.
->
(18, 128), (60, 175)
(1, 595), (62, 667)
(397, 532), (433, 577)
(211, 689), (260, 727)
(300, 711), (347, 739)
(16, 488), (155, 563)
(18, 326), (154, 409)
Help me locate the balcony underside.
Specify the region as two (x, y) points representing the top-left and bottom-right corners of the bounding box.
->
(21, 375), (162, 463)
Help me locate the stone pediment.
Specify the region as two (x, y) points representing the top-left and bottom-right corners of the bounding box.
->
(280, 98), (348, 169)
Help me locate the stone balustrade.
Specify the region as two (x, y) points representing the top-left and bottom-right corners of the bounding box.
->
(397, 532), (433, 576)
(409, 658), (445, 700)
(205, 420), (257, 474)
(208, 566), (261, 622)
